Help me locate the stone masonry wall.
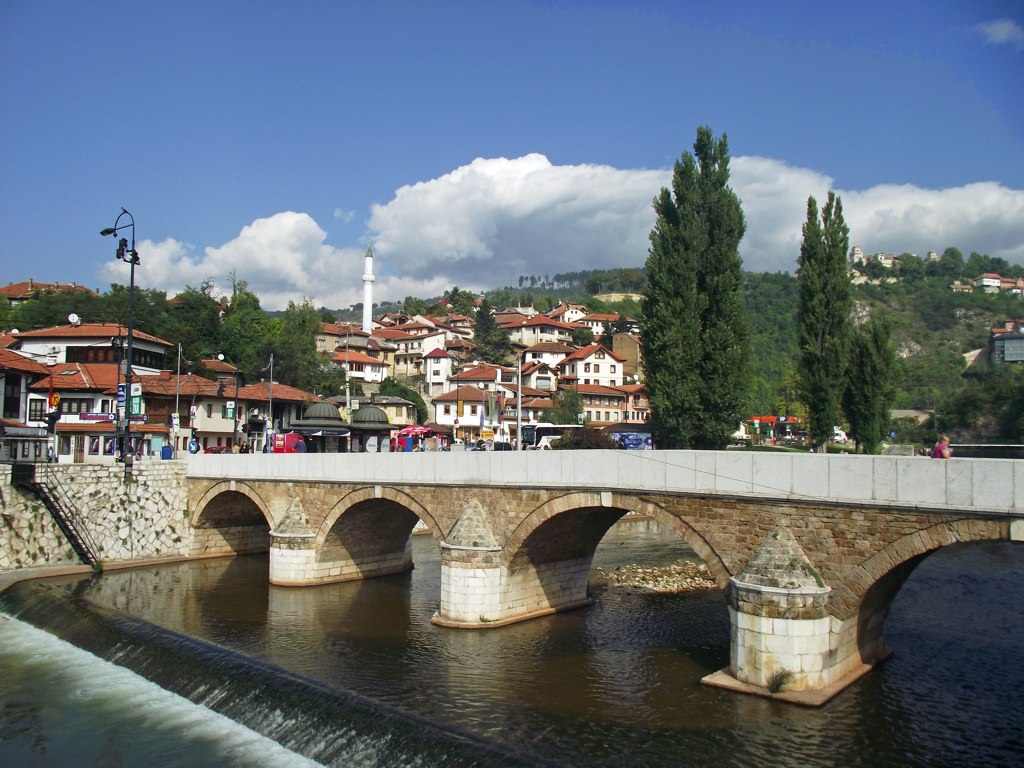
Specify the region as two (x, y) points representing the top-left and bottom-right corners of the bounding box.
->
(1, 461), (192, 572)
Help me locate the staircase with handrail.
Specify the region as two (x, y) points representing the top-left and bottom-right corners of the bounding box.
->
(11, 462), (100, 568)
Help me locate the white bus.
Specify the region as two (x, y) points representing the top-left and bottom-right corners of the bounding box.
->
(519, 423), (583, 450)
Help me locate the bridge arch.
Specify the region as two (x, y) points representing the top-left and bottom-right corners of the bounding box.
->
(189, 481), (274, 557)
(504, 491), (732, 589)
(315, 485), (443, 548)
(832, 518), (1011, 620)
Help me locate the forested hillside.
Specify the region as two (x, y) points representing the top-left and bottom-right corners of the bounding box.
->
(5, 262), (1022, 442)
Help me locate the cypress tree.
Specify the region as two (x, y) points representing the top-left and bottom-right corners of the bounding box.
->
(797, 192), (852, 448)
(640, 126), (747, 449)
(843, 316), (899, 453)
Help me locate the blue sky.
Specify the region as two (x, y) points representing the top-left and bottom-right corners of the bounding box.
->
(2, 1), (1022, 310)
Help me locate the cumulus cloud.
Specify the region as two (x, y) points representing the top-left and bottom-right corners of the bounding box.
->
(976, 18), (1024, 51)
(367, 155), (666, 288)
(100, 212), (370, 311)
(105, 156), (1024, 310)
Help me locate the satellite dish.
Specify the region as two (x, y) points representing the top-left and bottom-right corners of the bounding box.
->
(68, 313), (81, 326)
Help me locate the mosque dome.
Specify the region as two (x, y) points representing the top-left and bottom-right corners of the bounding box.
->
(351, 404), (389, 426)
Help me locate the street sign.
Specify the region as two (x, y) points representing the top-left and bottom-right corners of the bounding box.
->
(171, 413), (180, 432)
(48, 392), (60, 408)
(226, 400), (235, 419)
(130, 382), (142, 397)
(117, 384), (126, 406)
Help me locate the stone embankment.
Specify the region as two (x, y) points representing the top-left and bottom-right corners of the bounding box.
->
(592, 560), (716, 593)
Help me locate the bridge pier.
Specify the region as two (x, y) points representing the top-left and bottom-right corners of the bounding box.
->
(704, 526), (869, 704)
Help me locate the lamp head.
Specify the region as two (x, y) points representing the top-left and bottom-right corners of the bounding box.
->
(100, 227), (117, 237)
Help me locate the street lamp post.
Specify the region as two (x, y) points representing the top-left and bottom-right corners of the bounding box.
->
(100, 208), (140, 475)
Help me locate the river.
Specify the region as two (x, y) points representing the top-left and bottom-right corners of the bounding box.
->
(1, 519), (1022, 767)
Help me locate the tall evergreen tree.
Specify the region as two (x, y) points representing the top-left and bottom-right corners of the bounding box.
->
(843, 316), (898, 453)
(472, 298), (511, 364)
(797, 192), (852, 448)
(640, 126), (747, 449)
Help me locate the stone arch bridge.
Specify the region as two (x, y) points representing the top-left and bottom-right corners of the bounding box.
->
(185, 450), (1023, 703)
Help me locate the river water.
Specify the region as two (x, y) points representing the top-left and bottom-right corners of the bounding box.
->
(1, 519), (1022, 767)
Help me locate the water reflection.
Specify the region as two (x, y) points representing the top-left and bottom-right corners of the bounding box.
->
(2, 519), (1023, 767)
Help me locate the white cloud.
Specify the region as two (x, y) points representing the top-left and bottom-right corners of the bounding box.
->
(108, 157), (1024, 311)
(976, 18), (1024, 51)
(367, 155), (666, 290)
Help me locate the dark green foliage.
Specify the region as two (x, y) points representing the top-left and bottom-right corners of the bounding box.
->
(442, 286), (478, 316)
(551, 426), (616, 450)
(798, 192), (852, 446)
(272, 300), (324, 393)
(472, 298), (512, 364)
(571, 326), (595, 347)
(843, 316), (899, 453)
(640, 126), (748, 450)
(743, 272), (800, 414)
(220, 281), (272, 382)
(542, 389), (583, 425)
(379, 377), (429, 424)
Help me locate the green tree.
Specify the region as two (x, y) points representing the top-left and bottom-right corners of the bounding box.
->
(272, 300), (324, 393)
(843, 316), (899, 453)
(379, 377), (429, 424)
(542, 388), (583, 425)
(797, 192), (852, 448)
(443, 286), (478, 316)
(640, 126), (748, 449)
(471, 297), (512, 364)
(220, 280), (272, 382)
(570, 326), (595, 347)
(551, 426), (615, 449)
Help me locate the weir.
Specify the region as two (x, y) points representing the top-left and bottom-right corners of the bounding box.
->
(0, 579), (557, 768)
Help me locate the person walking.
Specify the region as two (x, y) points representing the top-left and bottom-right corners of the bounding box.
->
(931, 434), (952, 459)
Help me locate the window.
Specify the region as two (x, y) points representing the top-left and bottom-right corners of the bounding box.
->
(593, 364), (600, 373)
(611, 365), (617, 374)
(205, 404), (212, 418)
(28, 399), (45, 421)
(470, 405), (478, 415)
(3, 376), (21, 419)
(443, 404), (451, 415)
(60, 398), (93, 415)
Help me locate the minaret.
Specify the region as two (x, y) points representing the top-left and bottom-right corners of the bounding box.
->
(361, 246), (375, 333)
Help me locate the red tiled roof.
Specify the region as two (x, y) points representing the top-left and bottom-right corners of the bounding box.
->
(558, 343), (626, 364)
(331, 350), (389, 366)
(0, 280), (97, 300)
(501, 315), (578, 330)
(14, 322), (171, 346)
(431, 385), (494, 403)
(201, 358), (239, 373)
(0, 348), (51, 376)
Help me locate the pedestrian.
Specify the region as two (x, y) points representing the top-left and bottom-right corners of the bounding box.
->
(47, 445), (55, 463)
(931, 434), (952, 459)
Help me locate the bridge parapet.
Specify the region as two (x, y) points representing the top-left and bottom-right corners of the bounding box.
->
(187, 451), (1024, 516)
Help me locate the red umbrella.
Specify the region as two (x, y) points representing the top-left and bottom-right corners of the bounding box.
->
(397, 425), (432, 437)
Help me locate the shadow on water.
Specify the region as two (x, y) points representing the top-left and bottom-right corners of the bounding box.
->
(0, 578), (558, 768)
(2, 521), (1023, 768)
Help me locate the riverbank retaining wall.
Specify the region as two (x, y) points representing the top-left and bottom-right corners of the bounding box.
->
(0, 461), (191, 572)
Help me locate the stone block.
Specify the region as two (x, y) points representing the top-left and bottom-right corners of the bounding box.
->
(897, 460), (947, 506)
(714, 453), (754, 494)
(752, 454), (794, 499)
(969, 460), (1014, 510)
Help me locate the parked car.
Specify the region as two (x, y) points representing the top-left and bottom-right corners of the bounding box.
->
(203, 446), (230, 454)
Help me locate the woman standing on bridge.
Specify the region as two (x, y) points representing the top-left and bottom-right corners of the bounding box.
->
(931, 434), (952, 459)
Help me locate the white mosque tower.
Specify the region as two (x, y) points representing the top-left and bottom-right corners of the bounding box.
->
(361, 246), (375, 333)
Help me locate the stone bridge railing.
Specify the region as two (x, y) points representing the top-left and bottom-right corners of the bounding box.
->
(186, 450), (1024, 517)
